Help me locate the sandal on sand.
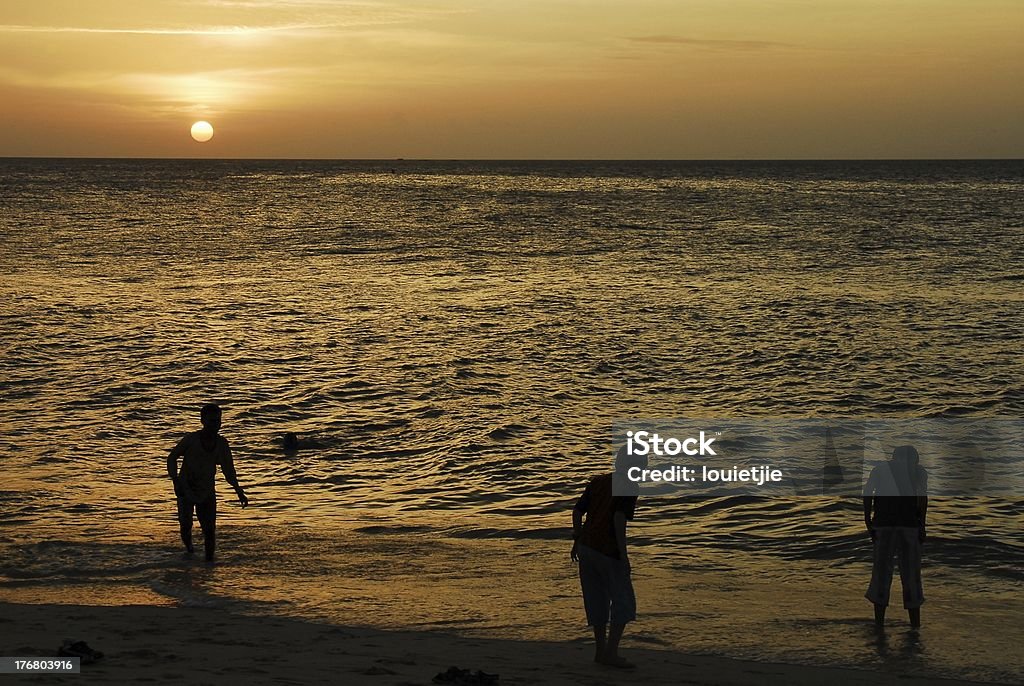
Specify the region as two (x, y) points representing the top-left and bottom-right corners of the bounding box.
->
(58, 640), (104, 664)
(432, 666), (499, 685)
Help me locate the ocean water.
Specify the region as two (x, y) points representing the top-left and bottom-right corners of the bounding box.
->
(1, 159), (1022, 682)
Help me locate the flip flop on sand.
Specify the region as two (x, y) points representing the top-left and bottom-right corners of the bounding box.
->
(58, 639), (104, 664)
(432, 665), (499, 685)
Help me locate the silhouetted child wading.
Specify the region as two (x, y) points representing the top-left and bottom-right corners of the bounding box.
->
(167, 404), (248, 562)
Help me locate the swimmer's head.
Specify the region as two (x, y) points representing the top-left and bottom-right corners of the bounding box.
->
(200, 403), (222, 432)
(283, 432), (299, 451)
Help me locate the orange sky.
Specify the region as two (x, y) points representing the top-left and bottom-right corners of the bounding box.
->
(1, 0), (1021, 158)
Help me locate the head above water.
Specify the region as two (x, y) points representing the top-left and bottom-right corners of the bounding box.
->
(283, 432), (299, 451)
(200, 403), (222, 433)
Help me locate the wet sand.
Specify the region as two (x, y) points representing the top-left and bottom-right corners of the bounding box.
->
(0, 602), (991, 685)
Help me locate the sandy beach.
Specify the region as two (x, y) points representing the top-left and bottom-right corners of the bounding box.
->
(3, 0), (1023, 678)
(0, 602), (996, 685)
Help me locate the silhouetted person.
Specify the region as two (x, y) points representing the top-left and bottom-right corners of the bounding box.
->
(167, 404), (248, 561)
(863, 445), (928, 629)
(570, 446), (643, 668)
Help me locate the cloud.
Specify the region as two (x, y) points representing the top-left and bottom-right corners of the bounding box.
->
(0, 2), (464, 39)
(195, 0), (397, 6)
(0, 62), (310, 116)
(0, 23), (338, 36)
(627, 35), (794, 51)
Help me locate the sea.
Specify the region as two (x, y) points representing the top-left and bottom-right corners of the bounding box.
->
(1, 159), (1022, 683)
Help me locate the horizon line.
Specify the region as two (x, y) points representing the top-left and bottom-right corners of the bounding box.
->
(1, 156), (1022, 162)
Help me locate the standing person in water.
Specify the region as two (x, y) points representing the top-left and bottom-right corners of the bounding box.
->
(570, 445), (644, 669)
(863, 444), (928, 629)
(167, 404), (248, 561)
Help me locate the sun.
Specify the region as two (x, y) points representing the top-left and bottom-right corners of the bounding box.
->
(190, 121), (214, 143)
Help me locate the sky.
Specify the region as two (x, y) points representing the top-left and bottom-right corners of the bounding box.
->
(0, 0), (1021, 158)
